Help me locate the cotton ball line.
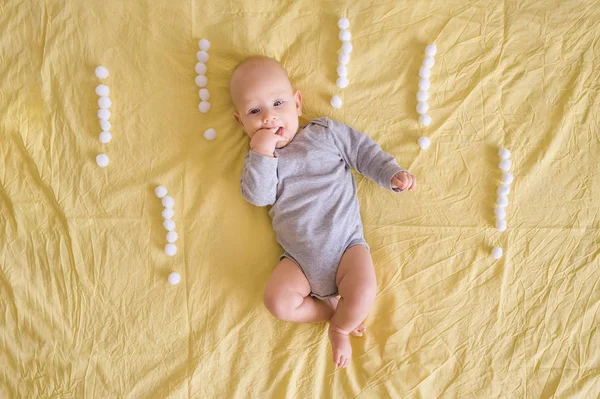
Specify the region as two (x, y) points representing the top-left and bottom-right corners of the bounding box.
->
(195, 38), (211, 113)
(417, 44), (437, 128)
(94, 67), (114, 167)
(155, 186), (179, 257)
(331, 17), (352, 108)
(491, 147), (513, 258)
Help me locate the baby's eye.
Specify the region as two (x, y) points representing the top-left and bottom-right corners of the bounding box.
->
(249, 109), (260, 115)
(274, 100), (282, 106)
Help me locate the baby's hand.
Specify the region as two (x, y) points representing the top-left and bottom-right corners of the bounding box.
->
(391, 171), (416, 191)
(250, 129), (282, 157)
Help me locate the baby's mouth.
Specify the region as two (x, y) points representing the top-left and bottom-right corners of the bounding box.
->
(275, 127), (284, 136)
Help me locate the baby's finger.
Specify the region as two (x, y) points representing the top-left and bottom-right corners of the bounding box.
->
(392, 176), (405, 190)
(408, 175), (417, 191)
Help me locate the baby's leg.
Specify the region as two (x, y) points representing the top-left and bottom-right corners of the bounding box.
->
(264, 258), (334, 323)
(329, 245), (377, 368)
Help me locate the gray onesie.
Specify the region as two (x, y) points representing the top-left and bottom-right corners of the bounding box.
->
(240, 117), (404, 299)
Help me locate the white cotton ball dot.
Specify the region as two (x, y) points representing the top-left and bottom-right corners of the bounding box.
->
(416, 101), (429, 115)
(499, 148), (511, 159)
(95, 66), (109, 79)
(155, 186), (167, 198)
(165, 245), (178, 258)
(163, 219), (176, 231)
(204, 128), (217, 141)
(336, 76), (349, 88)
(162, 195), (174, 209)
(168, 270), (180, 283)
(338, 18), (350, 29)
(196, 50), (209, 63)
(99, 131), (112, 144)
(96, 153), (109, 167)
(499, 159), (512, 171)
(97, 108), (111, 120)
(491, 246), (503, 259)
(419, 79), (431, 90)
(95, 84), (109, 96)
(199, 88), (210, 101)
(198, 101), (211, 113)
(162, 208), (174, 219)
(338, 53), (350, 65)
(494, 206), (506, 219)
(195, 75), (208, 87)
(339, 29), (351, 41)
(496, 219), (507, 232)
(497, 184), (510, 196)
(419, 114), (432, 127)
(100, 119), (111, 132)
(502, 173), (514, 185)
(497, 195), (509, 207)
(198, 38), (211, 51)
(336, 64), (348, 77)
(425, 44), (438, 57)
(341, 41), (353, 54)
(330, 95), (342, 109)
(166, 231), (178, 243)
(98, 96), (112, 109)
(417, 90), (430, 102)
(195, 62), (207, 75)
(419, 67), (431, 79)
(418, 136), (431, 150)
(423, 56), (435, 69)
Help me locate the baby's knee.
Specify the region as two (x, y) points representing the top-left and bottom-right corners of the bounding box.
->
(348, 280), (377, 307)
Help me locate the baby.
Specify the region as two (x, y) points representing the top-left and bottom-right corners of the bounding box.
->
(229, 56), (416, 368)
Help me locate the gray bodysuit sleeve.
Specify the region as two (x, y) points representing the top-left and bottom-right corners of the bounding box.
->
(240, 151), (279, 206)
(327, 118), (405, 192)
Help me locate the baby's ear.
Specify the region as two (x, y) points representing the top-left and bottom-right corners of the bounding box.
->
(294, 90), (303, 116)
(233, 112), (243, 127)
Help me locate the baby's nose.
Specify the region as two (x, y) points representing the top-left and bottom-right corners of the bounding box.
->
(263, 113), (277, 123)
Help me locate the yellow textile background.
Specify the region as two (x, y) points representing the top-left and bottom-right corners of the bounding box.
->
(1, 0), (599, 397)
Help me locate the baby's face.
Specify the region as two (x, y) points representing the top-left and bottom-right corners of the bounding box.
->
(231, 59), (302, 149)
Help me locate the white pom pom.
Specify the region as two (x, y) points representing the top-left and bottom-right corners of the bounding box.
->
(195, 62), (207, 75)
(99, 131), (112, 144)
(418, 136), (431, 150)
(425, 44), (437, 56)
(330, 95), (342, 109)
(339, 29), (351, 41)
(499, 159), (512, 171)
(498, 148), (511, 159)
(166, 231), (178, 243)
(155, 186), (167, 198)
(496, 219), (507, 232)
(97, 108), (111, 120)
(162, 195), (174, 209)
(98, 96), (112, 109)
(167, 270), (180, 283)
(419, 79), (431, 90)
(95, 66), (109, 79)
(497, 184), (510, 196)
(196, 50), (209, 63)
(336, 76), (349, 88)
(163, 219), (176, 231)
(341, 41), (353, 54)
(162, 208), (174, 219)
(494, 206), (506, 219)
(419, 67), (431, 79)
(100, 119), (111, 132)
(96, 153), (109, 167)
(199, 88), (210, 101)
(198, 101), (211, 113)
(195, 75), (208, 87)
(502, 173), (514, 185)
(497, 195), (509, 208)
(338, 53), (350, 65)
(416, 101), (429, 115)
(336, 64), (348, 77)
(95, 84), (109, 96)
(204, 128), (217, 141)
(419, 114), (432, 126)
(417, 90), (429, 102)
(198, 38), (211, 51)
(423, 56), (435, 69)
(165, 244), (178, 258)
(337, 18), (350, 29)
(491, 246), (503, 259)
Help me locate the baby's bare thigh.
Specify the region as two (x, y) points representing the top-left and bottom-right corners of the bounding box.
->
(336, 245), (376, 289)
(265, 258), (312, 296)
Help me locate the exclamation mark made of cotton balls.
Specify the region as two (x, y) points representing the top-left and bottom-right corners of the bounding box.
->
(492, 148), (514, 260)
(196, 38), (211, 113)
(155, 186), (178, 257)
(330, 18), (351, 109)
(95, 66), (112, 167)
(417, 44), (437, 151)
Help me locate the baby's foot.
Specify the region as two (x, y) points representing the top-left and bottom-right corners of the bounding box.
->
(329, 326), (352, 368)
(326, 297), (366, 337)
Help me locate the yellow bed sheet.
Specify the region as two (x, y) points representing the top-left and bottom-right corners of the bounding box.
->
(1, 0), (599, 397)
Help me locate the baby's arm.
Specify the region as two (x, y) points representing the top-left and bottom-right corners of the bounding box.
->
(240, 152), (278, 206)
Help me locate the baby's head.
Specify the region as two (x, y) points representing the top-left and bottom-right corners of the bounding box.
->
(229, 56), (302, 149)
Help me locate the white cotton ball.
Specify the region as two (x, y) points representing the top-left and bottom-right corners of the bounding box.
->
(497, 184), (510, 196)
(97, 108), (111, 120)
(499, 159), (512, 171)
(339, 29), (351, 41)
(95, 84), (109, 96)
(417, 90), (429, 102)
(162, 195), (174, 209)
(195, 75), (208, 87)
(419, 79), (431, 90)
(99, 119), (111, 132)
(338, 53), (350, 65)
(99, 131), (112, 144)
(338, 18), (350, 29)
(419, 67), (431, 79)
(155, 186), (167, 198)
(198, 101), (211, 113)
(494, 206), (506, 219)
(166, 231), (178, 243)
(491, 246), (503, 259)
(162, 208), (174, 219)
(498, 147), (511, 159)
(198, 38), (211, 51)
(204, 128), (217, 141)
(423, 56), (435, 69)
(336, 76), (349, 88)
(163, 219), (176, 231)
(96, 153), (109, 167)
(336, 64), (348, 77)
(95, 66), (109, 79)
(165, 245), (178, 258)
(496, 219), (507, 232)
(168, 270), (180, 283)
(502, 173), (514, 185)
(195, 62), (207, 75)
(418, 136), (431, 150)
(419, 114), (432, 126)
(330, 95), (342, 109)
(425, 44), (437, 57)
(416, 101), (429, 115)
(98, 96), (112, 109)
(497, 194), (509, 208)
(196, 50), (209, 63)
(341, 41), (353, 54)
(199, 88), (210, 101)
